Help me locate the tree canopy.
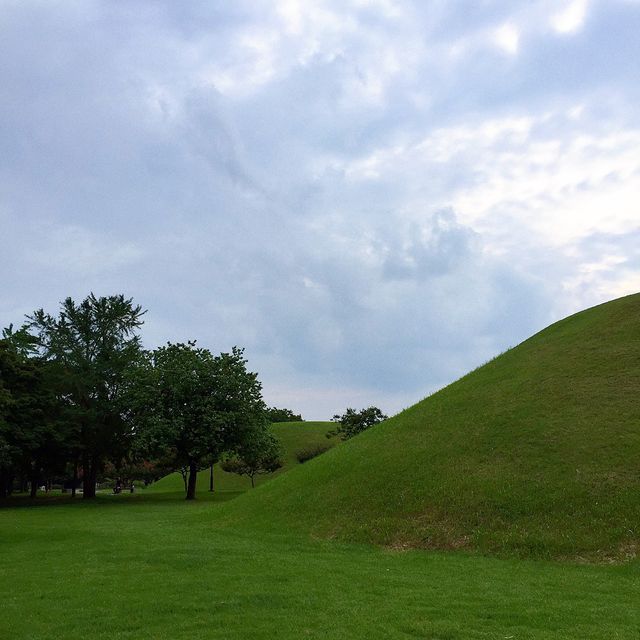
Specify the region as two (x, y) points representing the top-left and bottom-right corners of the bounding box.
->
(220, 430), (282, 487)
(131, 342), (267, 499)
(1, 293), (277, 500)
(0, 339), (68, 497)
(264, 407), (302, 423)
(23, 294), (146, 498)
(328, 406), (388, 441)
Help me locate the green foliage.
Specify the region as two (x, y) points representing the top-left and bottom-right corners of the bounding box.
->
(131, 342), (266, 499)
(24, 293), (146, 498)
(223, 293), (640, 560)
(295, 442), (333, 463)
(328, 406), (388, 440)
(147, 421), (335, 492)
(0, 339), (68, 497)
(0, 350), (14, 472)
(220, 431), (282, 487)
(1, 324), (39, 357)
(104, 457), (175, 487)
(265, 406), (302, 423)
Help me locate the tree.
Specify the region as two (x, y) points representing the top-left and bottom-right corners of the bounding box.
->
(132, 342), (266, 500)
(220, 431), (282, 487)
(328, 406), (388, 441)
(0, 339), (67, 498)
(24, 294), (145, 498)
(264, 407), (302, 423)
(0, 344), (17, 497)
(103, 455), (176, 488)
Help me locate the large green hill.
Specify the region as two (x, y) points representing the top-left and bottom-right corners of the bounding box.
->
(221, 294), (640, 560)
(147, 421), (336, 493)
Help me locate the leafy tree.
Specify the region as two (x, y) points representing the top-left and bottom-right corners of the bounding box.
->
(220, 431), (282, 487)
(24, 294), (145, 498)
(0, 339), (67, 497)
(132, 342), (266, 500)
(264, 407), (302, 423)
(0, 347), (16, 497)
(104, 456), (176, 488)
(328, 406), (388, 441)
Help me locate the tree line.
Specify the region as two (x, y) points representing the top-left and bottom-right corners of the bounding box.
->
(0, 293), (296, 500)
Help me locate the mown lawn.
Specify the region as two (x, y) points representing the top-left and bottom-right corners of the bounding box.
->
(1, 494), (639, 639)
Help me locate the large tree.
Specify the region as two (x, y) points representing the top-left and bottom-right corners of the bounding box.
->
(133, 342), (267, 500)
(0, 342), (18, 497)
(0, 339), (67, 498)
(25, 294), (145, 498)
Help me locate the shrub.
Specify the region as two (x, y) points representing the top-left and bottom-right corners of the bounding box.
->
(295, 443), (333, 464)
(265, 407), (302, 423)
(328, 406), (388, 440)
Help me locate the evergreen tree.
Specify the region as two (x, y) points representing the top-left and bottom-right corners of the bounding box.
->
(25, 294), (145, 498)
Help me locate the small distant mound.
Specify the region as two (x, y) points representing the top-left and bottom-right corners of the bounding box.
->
(149, 421), (335, 493)
(222, 294), (640, 560)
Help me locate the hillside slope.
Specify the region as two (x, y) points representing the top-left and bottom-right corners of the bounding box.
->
(221, 294), (640, 560)
(148, 421), (335, 493)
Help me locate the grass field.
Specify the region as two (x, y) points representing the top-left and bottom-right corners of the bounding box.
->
(147, 421), (335, 494)
(221, 293), (640, 560)
(3, 295), (640, 638)
(2, 494), (639, 639)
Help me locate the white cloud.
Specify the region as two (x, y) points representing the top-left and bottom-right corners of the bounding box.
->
(1, 0), (640, 418)
(551, 0), (589, 34)
(494, 23), (520, 55)
(336, 109), (640, 252)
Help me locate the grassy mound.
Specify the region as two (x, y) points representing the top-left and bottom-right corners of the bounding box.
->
(222, 293), (640, 560)
(147, 421), (335, 493)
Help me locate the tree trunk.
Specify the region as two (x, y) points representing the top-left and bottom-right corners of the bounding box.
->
(209, 464), (214, 492)
(30, 464), (39, 499)
(82, 456), (98, 499)
(250, 474), (255, 488)
(71, 459), (78, 498)
(186, 462), (198, 500)
(0, 469), (9, 498)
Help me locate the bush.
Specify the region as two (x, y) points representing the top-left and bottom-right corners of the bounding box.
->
(328, 406), (388, 440)
(295, 443), (333, 464)
(265, 407), (302, 423)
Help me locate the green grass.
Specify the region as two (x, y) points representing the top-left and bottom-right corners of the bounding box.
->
(221, 293), (640, 560)
(2, 495), (639, 639)
(4, 296), (640, 637)
(147, 421), (335, 494)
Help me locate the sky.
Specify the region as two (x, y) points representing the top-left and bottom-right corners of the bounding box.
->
(1, 0), (639, 419)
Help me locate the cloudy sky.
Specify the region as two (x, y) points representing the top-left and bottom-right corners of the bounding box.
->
(1, 1), (639, 418)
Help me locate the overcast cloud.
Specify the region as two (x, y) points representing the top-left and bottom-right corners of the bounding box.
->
(1, 0), (639, 418)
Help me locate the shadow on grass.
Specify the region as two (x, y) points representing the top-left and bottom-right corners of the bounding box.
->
(0, 489), (245, 510)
